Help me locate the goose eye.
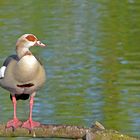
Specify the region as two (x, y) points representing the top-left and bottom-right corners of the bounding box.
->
(37, 41), (41, 44)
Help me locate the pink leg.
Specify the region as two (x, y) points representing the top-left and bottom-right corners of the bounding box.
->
(22, 96), (40, 130)
(6, 95), (22, 128)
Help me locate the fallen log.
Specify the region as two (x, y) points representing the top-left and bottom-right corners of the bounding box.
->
(0, 121), (138, 140)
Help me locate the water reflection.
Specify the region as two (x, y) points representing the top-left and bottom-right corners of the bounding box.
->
(0, 0), (139, 139)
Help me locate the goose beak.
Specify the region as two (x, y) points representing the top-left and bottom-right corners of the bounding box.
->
(35, 40), (46, 47)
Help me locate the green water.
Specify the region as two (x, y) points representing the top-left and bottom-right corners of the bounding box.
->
(0, 0), (140, 139)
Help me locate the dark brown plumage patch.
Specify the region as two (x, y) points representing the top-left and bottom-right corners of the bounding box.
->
(10, 94), (30, 100)
(17, 83), (34, 88)
(26, 35), (37, 42)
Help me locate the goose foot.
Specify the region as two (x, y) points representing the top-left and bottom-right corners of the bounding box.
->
(6, 118), (22, 129)
(22, 119), (40, 130)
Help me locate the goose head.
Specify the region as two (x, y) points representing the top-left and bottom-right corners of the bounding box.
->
(16, 34), (46, 58)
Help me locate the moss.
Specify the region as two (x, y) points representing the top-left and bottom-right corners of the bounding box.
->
(94, 130), (137, 140)
(0, 124), (138, 140)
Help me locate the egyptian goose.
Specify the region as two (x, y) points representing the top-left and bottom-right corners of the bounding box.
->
(0, 34), (46, 130)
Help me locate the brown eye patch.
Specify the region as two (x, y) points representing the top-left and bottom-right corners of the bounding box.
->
(26, 35), (37, 42)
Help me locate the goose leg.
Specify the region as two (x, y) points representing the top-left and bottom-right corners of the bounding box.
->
(22, 95), (40, 130)
(6, 95), (22, 128)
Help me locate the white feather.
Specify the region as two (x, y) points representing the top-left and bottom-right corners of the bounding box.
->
(0, 66), (6, 78)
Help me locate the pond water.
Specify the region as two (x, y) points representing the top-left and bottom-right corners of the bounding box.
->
(0, 0), (140, 139)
